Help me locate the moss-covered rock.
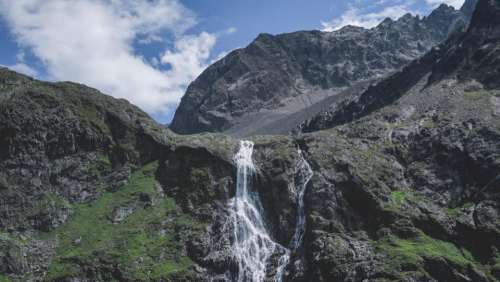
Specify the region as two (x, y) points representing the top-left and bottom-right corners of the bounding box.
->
(44, 162), (204, 281)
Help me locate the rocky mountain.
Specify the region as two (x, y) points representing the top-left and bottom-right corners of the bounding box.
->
(170, 1), (476, 137)
(299, 0), (497, 132)
(2, 0), (500, 281)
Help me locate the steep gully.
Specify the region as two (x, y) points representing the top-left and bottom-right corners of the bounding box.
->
(230, 140), (313, 281)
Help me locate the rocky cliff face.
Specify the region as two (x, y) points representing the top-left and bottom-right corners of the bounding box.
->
(170, 1), (475, 137)
(294, 1), (500, 280)
(2, 0), (500, 281)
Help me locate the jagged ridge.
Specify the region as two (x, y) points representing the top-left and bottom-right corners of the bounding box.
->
(170, 2), (474, 137)
(300, 0), (496, 132)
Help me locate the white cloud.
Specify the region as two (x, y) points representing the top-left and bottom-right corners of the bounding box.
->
(425, 0), (464, 9)
(161, 32), (217, 97)
(0, 0), (218, 115)
(322, 5), (414, 31)
(3, 62), (39, 77)
(2, 51), (39, 77)
(225, 27), (237, 35)
(321, 0), (466, 32)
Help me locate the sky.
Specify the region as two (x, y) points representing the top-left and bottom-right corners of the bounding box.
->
(0, 0), (464, 123)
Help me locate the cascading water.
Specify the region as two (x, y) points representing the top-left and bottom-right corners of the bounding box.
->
(229, 142), (313, 282)
(290, 148), (313, 250)
(274, 148), (313, 282)
(230, 140), (287, 282)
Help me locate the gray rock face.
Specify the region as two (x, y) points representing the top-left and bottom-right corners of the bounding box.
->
(170, 2), (475, 136)
(0, 68), (166, 230)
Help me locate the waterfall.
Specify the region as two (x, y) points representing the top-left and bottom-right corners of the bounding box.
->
(231, 140), (287, 282)
(273, 251), (290, 282)
(229, 141), (313, 282)
(290, 148), (313, 250)
(274, 148), (313, 282)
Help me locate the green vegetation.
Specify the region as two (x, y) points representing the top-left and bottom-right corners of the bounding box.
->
(421, 118), (435, 129)
(387, 233), (474, 266)
(45, 162), (203, 281)
(390, 190), (408, 205)
(494, 255), (500, 267)
(376, 230), (482, 280)
(150, 256), (194, 278)
(383, 188), (421, 214)
(20, 82), (110, 134)
(0, 274), (11, 282)
(87, 153), (112, 177)
(187, 167), (215, 200)
(47, 83), (108, 133)
(492, 256), (500, 277)
(42, 192), (72, 213)
(0, 232), (23, 244)
(349, 140), (396, 183)
(189, 167), (211, 188)
(447, 202), (474, 218)
(76, 102), (106, 131)
(463, 90), (493, 101)
(54, 83), (110, 134)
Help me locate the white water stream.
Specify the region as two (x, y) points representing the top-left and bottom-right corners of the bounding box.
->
(290, 148), (313, 250)
(273, 148), (313, 281)
(229, 141), (313, 282)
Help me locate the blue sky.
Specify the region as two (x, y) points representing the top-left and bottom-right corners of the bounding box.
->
(0, 0), (463, 123)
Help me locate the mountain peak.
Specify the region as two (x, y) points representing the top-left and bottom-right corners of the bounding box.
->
(396, 12), (417, 23)
(170, 1), (475, 136)
(301, 0), (500, 133)
(380, 17), (394, 25)
(336, 24), (366, 33)
(429, 0), (500, 87)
